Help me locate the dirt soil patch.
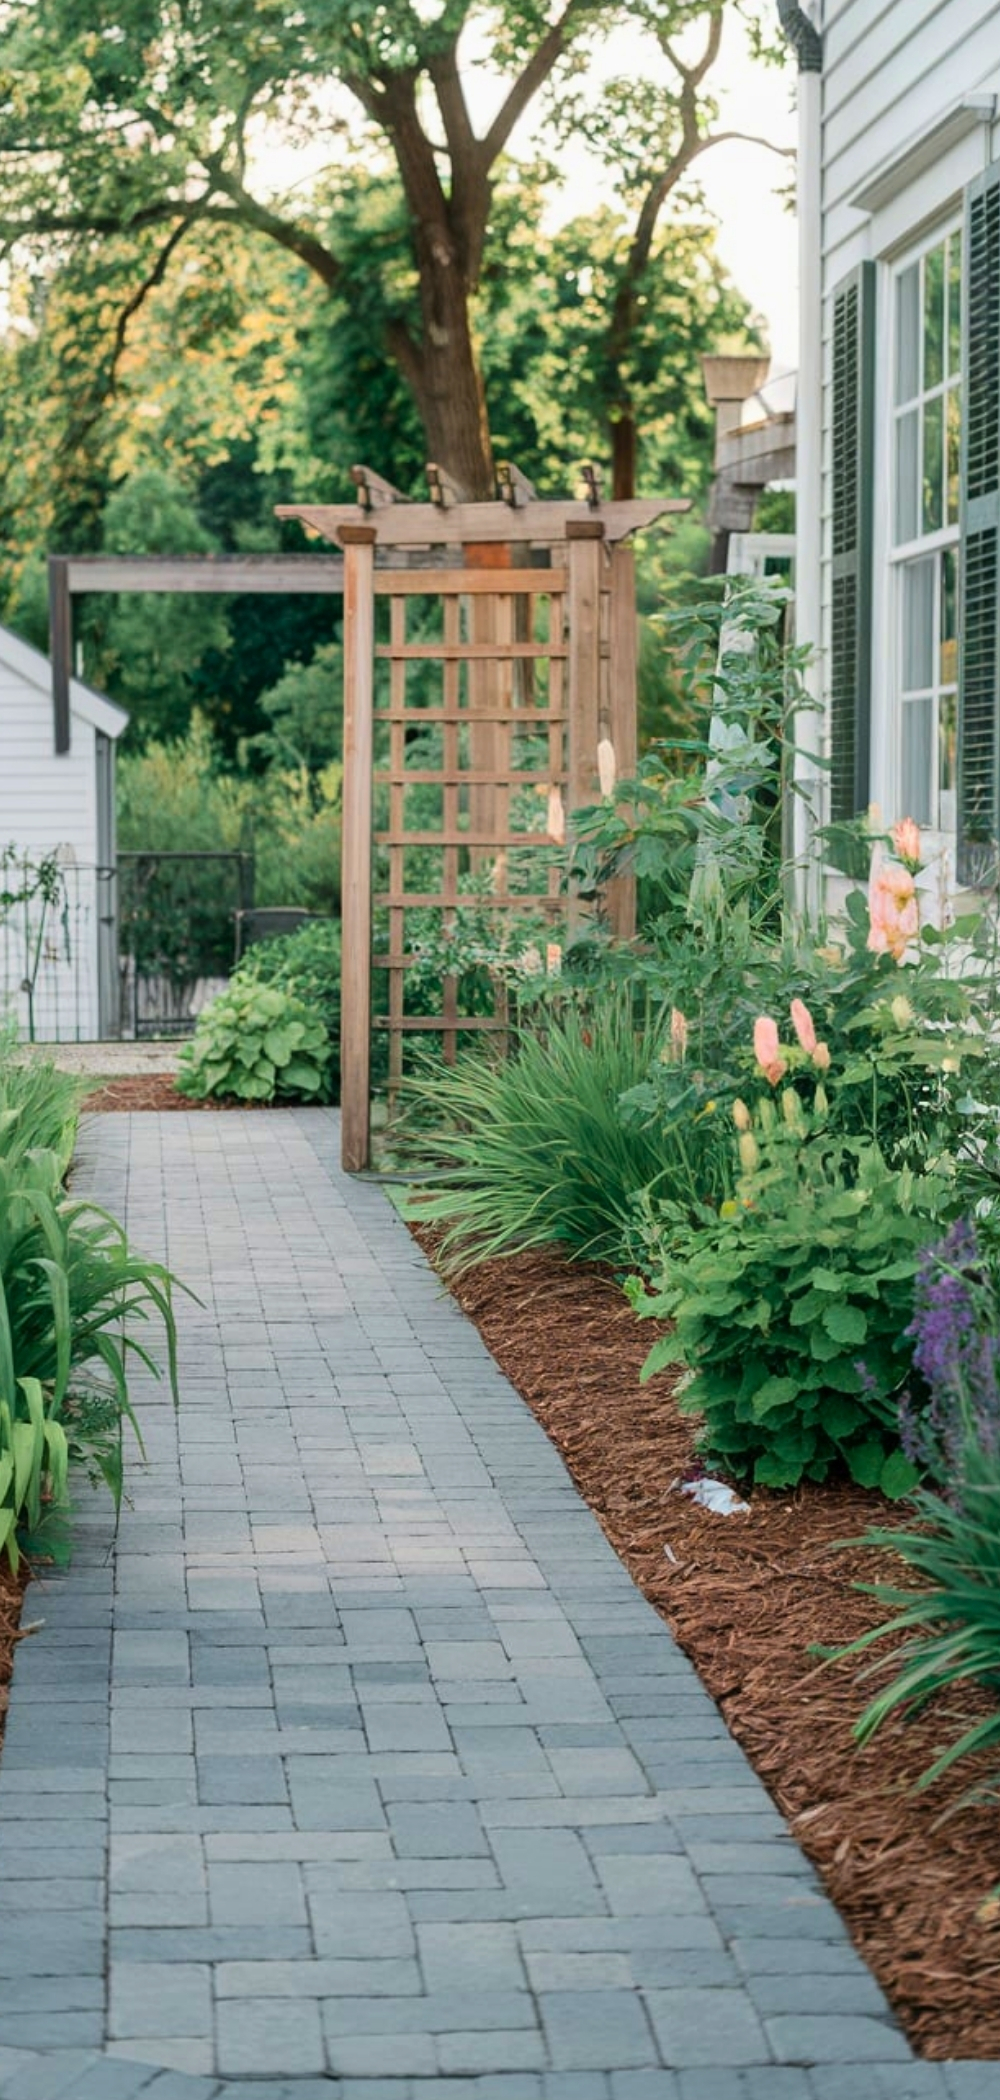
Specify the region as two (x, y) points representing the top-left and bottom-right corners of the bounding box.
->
(416, 1233), (1000, 2060)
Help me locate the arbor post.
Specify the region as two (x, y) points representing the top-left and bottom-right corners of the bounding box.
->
(338, 524), (377, 1172)
(566, 520), (605, 930)
(606, 543), (638, 940)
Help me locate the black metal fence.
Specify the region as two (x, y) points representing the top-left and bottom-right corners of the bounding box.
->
(117, 851), (255, 1038)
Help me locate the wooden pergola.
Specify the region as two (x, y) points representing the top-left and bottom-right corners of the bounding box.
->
(277, 476), (687, 1171)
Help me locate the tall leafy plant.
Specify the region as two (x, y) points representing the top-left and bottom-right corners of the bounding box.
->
(0, 1149), (181, 1562)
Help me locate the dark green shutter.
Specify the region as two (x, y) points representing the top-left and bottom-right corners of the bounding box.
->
(829, 261), (875, 821)
(958, 162), (1000, 884)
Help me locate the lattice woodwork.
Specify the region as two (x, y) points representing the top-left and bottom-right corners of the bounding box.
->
(369, 565), (571, 1103)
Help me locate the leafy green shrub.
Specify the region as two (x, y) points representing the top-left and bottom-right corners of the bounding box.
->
(399, 994), (721, 1271)
(0, 1035), (80, 1178)
(234, 920), (341, 1097)
(177, 980), (332, 1103)
(0, 1148), (181, 1565)
(634, 1117), (944, 1494)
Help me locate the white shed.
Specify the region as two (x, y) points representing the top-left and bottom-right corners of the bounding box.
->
(0, 624), (127, 1040)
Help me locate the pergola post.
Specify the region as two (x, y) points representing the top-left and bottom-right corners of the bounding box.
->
(338, 525), (377, 1172)
(606, 544), (638, 940)
(566, 519), (604, 929)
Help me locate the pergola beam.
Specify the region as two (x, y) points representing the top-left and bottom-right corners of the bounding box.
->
(276, 498), (688, 549)
(47, 553), (346, 755)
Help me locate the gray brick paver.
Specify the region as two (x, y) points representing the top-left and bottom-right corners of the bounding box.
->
(0, 1109), (984, 2097)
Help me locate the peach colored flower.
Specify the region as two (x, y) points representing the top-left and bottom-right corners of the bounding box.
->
(868, 856), (919, 963)
(812, 1041), (831, 1072)
(753, 1014), (787, 1087)
(545, 943), (562, 977)
(597, 739), (617, 798)
(670, 1007), (688, 1061)
(546, 787), (566, 845)
(789, 998), (817, 1056)
(890, 818), (923, 871)
(867, 845), (919, 962)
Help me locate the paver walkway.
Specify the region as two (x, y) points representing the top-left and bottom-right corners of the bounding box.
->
(0, 1110), (989, 2100)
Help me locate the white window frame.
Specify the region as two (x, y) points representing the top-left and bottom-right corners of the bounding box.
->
(875, 213), (962, 844)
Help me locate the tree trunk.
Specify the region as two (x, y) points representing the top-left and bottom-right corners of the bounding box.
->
(611, 411), (637, 500)
(389, 220), (495, 500)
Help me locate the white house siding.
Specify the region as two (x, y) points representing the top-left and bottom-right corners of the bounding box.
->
(0, 634), (125, 1040)
(818, 0), (1000, 865)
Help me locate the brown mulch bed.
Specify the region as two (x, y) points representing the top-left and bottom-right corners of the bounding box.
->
(0, 1564), (29, 1756)
(83, 1075), (280, 1112)
(415, 1233), (1000, 2060)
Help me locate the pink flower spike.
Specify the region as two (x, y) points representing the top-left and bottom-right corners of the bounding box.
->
(789, 998), (817, 1056)
(891, 817), (922, 871)
(753, 1015), (786, 1086)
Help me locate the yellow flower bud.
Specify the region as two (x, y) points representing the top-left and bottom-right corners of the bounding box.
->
(732, 1098), (751, 1131)
(814, 1083), (829, 1116)
(738, 1133), (760, 1174)
(890, 995), (913, 1029)
(781, 1087), (803, 1127)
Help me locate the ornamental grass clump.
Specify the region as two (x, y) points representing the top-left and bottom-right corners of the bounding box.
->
(0, 1148), (182, 1565)
(0, 1030), (81, 1179)
(398, 994), (714, 1272)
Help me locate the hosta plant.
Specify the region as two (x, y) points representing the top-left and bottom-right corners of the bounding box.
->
(177, 980), (331, 1104)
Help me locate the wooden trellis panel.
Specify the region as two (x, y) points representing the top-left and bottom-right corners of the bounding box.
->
(370, 562), (570, 1115)
(281, 491), (688, 1172)
(338, 530), (641, 1170)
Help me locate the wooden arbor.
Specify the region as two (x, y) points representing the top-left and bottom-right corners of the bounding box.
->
(277, 482), (686, 1171)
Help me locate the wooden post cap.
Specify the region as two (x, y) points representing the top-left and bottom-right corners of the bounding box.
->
(564, 519), (606, 540)
(337, 523), (379, 546)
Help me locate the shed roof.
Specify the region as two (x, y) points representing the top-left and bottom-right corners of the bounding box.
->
(0, 623), (128, 741)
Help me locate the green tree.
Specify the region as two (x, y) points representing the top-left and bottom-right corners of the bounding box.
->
(0, 0), (778, 497)
(79, 470), (231, 744)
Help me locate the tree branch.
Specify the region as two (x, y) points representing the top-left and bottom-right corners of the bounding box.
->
(207, 169), (342, 289)
(481, 0), (593, 167)
(61, 209), (202, 454)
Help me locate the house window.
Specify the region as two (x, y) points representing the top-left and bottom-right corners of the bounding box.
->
(892, 226), (961, 831)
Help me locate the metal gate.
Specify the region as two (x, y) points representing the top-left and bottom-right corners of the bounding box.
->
(117, 850), (254, 1037)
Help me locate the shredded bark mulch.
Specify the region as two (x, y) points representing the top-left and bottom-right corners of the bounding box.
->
(83, 1074), (277, 1112)
(415, 1233), (1000, 2060)
(0, 1564), (29, 1756)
